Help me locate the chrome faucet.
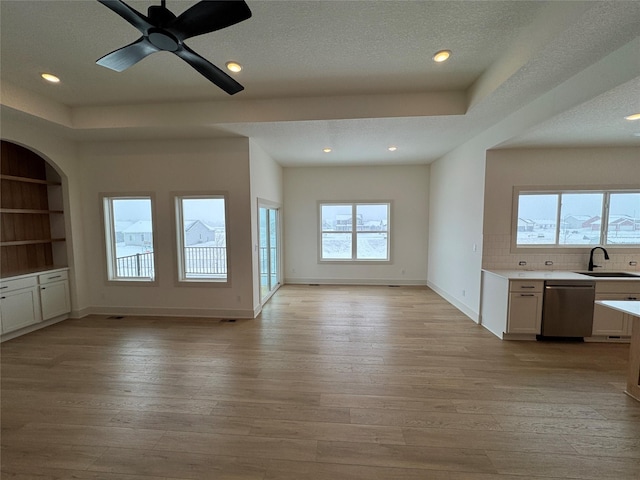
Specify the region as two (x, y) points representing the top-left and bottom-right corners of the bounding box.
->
(588, 246), (609, 271)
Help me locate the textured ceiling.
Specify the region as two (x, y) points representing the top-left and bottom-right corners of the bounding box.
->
(1, 0), (639, 166)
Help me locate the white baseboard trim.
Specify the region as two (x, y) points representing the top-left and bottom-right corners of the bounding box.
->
(71, 307), (92, 319)
(86, 305), (257, 319)
(1, 314), (68, 342)
(427, 281), (479, 323)
(284, 277), (426, 286)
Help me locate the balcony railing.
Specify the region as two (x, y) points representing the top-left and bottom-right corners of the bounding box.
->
(116, 251), (155, 278)
(115, 246), (277, 278)
(116, 247), (228, 278)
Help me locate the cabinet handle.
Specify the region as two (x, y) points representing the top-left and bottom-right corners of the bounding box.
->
(1, 296), (5, 299)
(520, 294), (535, 297)
(0, 286), (8, 289)
(628, 297), (638, 300)
(520, 286), (535, 289)
(41, 287), (46, 290)
(47, 275), (62, 280)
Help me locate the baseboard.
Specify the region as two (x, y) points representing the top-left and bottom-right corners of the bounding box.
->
(427, 280), (479, 323)
(71, 307), (92, 319)
(1, 314), (68, 342)
(284, 277), (426, 286)
(86, 305), (257, 319)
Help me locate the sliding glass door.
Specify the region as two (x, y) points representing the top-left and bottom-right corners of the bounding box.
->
(259, 204), (280, 302)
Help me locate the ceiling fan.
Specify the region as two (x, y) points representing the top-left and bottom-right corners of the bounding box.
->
(95, 0), (252, 95)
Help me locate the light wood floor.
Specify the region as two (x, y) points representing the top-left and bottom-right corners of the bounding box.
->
(2, 285), (640, 479)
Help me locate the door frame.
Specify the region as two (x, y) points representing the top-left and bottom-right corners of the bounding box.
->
(257, 199), (282, 305)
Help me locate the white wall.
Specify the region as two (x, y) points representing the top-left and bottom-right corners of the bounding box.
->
(427, 143), (485, 321)
(283, 165), (429, 285)
(1, 114), (89, 317)
(483, 147), (640, 272)
(77, 137), (256, 318)
(249, 140), (283, 312)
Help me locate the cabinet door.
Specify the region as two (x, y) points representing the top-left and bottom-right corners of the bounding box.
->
(508, 293), (542, 334)
(593, 294), (629, 336)
(0, 287), (41, 333)
(40, 280), (70, 320)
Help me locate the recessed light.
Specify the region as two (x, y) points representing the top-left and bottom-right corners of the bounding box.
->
(624, 113), (640, 121)
(388, 146), (398, 152)
(432, 50), (451, 63)
(41, 73), (60, 83)
(225, 61), (242, 73)
(323, 148), (332, 153)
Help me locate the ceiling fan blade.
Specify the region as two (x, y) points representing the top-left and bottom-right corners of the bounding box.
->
(97, 37), (159, 72)
(173, 44), (244, 95)
(168, 0), (252, 41)
(97, 0), (153, 33)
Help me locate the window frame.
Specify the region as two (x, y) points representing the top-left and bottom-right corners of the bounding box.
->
(511, 186), (640, 253)
(101, 193), (158, 284)
(174, 192), (231, 285)
(318, 201), (392, 263)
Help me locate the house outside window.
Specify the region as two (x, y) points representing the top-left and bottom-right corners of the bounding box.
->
(319, 202), (390, 262)
(102, 195), (156, 281)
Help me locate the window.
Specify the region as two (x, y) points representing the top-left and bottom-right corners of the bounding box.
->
(514, 189), (640, 248)
(175, 195), (228, 282)
(320, 202), (390, 261)
(102, 196), (156, 281)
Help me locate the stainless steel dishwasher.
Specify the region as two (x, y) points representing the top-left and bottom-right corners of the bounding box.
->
(541, 280), (596, 338)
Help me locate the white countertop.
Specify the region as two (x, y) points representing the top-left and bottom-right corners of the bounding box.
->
(596, 300), (640, 318)
(483, 270), (640, 281)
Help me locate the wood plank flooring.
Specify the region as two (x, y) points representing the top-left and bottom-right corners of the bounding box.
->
(2, 285), (640, 479)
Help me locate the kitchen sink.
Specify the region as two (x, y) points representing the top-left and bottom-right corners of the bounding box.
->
(576, 271), (640, 278)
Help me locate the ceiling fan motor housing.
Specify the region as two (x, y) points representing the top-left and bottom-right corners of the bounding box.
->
(148, 28), (180, 51)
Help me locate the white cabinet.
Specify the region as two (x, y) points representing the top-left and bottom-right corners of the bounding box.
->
(507, 281), (543, 334)
(592, 282), (640, 337)
(0, 268), (70, 337)
(0, 277), (41, 334)
(480, 272), (543, 339)
(39, 271), (70, 320)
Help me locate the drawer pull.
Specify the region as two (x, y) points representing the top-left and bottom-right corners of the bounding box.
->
(47, 275), (62, 280)
(1, 296), (5, 299)
(628, 297), (638, 300)
(0, 286), (7, 289)
(520, 286), (536, 289)
(41, 287), (46, 290)
(520, 294), (535, 297)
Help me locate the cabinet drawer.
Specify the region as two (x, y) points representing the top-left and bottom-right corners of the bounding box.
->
(38, 270), (68, 285)
(595, 281), (640, 295)
(0, 276), (37, 292)
(509, 280), (543, 293)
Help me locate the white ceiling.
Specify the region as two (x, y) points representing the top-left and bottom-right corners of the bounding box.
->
(1, 0), (639, 166)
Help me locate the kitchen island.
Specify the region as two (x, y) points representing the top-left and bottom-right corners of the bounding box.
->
(596, 301), (640, 402)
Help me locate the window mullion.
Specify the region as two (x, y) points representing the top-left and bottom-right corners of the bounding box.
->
(602, 193), (609, 245)
(352, 204), (357, 260)
(555, 193), (562, 245)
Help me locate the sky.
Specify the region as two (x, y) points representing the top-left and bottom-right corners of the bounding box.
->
(519, 192), (639, 219)
(113, 197), (226, 225)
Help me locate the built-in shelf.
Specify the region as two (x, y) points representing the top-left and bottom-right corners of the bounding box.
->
(0, 174), (61, 186)
(1, 140), (68, 276)
(0, 239), (65, 247)
(0, 209), (64, 214)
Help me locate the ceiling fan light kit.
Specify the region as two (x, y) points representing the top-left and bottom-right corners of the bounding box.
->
(95, 0), (252, 95)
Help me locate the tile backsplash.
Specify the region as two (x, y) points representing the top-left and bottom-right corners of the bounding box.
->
(482, 234), (640, 271)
